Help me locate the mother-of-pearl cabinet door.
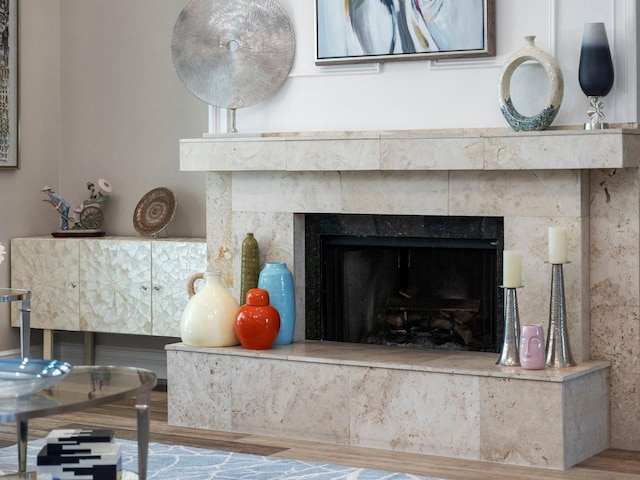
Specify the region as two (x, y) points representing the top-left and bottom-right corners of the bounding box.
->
(79, 239), (152, 335)
(151, 240), (207, 337)
(10, 237), (80, 330)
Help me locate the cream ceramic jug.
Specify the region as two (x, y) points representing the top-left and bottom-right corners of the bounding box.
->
(179, 271), (240, 347)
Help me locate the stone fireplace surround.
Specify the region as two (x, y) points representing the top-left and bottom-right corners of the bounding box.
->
(168, 128), (640, 469)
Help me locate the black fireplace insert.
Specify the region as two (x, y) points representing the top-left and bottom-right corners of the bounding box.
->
(305, 214), (504, 352)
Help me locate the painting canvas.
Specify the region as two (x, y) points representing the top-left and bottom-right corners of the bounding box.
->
(0, 0), (17, 169)
(316, 0), (495, 65)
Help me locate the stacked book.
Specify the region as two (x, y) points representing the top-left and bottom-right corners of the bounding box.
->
(36, 429), (122, 480)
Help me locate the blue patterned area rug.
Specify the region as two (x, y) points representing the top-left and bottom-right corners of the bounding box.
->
(0, 438), (446, 480)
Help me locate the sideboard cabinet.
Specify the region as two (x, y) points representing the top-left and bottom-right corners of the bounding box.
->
(10, 237), (206, 346)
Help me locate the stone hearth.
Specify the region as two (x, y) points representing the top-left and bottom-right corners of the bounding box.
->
(171, 128), (640, 465)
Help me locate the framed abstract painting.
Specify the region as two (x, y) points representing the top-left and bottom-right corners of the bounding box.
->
(0, 0), (17, 169)
(316, 0), (495, 65)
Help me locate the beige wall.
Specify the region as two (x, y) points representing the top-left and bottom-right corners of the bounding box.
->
(0, 1), (207, 353)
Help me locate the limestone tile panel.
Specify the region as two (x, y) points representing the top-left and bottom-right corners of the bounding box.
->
(590, 304), (640, 449)
(341, 171), (449, 216)
(606, 363), (640, 450)
(349, 368), (481, 459)
(449, 170), (584, 218)
(229, 357), (351, 444)
(79, 239), (152, 334)
(381, 136), (483, 170)
(180, 138), (286, 171)
(286, 138), (379, 171)
(563, 368), (609, 468)
(232, 171), (342, 213)
(206, 172), (234, 284)
(151, 240), (207, 337)
(230, 211), (295, 302)
(591, 304), (640, 371)
(506, 216), (589, 362)
(589, 168), (640, 308)
(166, 350), (234, 431)
(484, 132), (630, 170)
(479, 377), (564, 469)
(10, 237), (80, 330)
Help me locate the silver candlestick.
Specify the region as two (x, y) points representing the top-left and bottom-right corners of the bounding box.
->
(497, 286), (521, 367)
(546, 263), (576, 368)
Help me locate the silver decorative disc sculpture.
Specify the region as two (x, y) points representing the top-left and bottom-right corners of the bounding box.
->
(171, 0), (295, 132)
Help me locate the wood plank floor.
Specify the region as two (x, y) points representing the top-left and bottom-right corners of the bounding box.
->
(0, 387), (638, 480)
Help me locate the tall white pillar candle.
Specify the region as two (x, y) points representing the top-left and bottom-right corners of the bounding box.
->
(503, 250), (522, 288)
(548, 227), (568, 264)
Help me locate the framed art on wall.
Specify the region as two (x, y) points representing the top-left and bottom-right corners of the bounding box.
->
(315, 0), (495, 65)
(0, 0), (17, 170)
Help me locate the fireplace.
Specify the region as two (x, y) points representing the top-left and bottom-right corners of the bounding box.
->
(305, 214), (503, 351)
(179, 128), (640, 453)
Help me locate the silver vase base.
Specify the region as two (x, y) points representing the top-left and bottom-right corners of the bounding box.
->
(584, 122), (609, 130)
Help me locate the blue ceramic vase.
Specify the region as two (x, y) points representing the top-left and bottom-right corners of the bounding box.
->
(258, 262), (295, 345)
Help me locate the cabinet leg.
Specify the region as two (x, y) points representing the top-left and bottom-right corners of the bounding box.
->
(43, 329), (54, 359)
(84, 331), (95, 365)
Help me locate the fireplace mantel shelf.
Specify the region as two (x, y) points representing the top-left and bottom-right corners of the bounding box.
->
(180, 127), (640, 173)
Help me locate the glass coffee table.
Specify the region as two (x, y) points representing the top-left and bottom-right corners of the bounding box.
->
(0, 365), (157, 479)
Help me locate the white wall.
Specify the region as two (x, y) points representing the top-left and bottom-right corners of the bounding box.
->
(1, 0), (636, 355)
(236, 0), (636, 133)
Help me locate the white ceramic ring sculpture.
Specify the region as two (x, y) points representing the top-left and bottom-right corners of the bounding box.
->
(498, 36), (564, 131)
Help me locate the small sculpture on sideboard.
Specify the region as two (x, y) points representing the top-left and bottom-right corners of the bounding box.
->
(41, 178), (113, 237)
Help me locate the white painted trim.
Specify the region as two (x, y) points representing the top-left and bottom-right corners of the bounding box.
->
(0, 348), (23, 358)
(612, 0), (637, 122)
(0, 346), (44, 358)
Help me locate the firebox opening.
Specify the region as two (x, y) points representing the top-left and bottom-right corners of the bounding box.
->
(305, 214), (504, 353)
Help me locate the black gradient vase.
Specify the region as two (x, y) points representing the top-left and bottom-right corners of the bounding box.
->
(578, 22), (614, 130)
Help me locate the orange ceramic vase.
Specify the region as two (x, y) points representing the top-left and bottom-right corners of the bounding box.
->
(234, 288), (281, 350)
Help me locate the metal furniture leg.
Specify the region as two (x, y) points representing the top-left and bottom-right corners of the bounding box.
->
(16, 419), (28, 473)
(135, 390), (151, 480)
(19, 298), (30, 359)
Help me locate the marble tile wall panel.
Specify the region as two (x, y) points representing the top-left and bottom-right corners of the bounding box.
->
(286, 138), (379, 171)
(380, 136), (483, 170)
(181, 138), (287, 171)
(448, 170), (584, 218)
(229, 357), (351, 444)
(589, 166), (640, 450)
(339, 171), (449, 215)
(206, 172), (234, 288)
(506, 216), (589, 361)
(232, 171), (342, 213)
(349, 369), (481, 458)
(166, 349), (234, 431)
(562, 368), (609, 468)
(483, 132), (630, 170)
(478, 377), (565, 468)
(166, 343), (609, 468)
(589, 168), (640, 308)
(230, 211), (295, 303)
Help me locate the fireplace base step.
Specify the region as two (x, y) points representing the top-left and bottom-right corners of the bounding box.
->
(166, 340), (609, 470)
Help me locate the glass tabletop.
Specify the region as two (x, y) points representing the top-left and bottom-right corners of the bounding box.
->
(0, 289), (31, 303)
(0, 365), (157, 423)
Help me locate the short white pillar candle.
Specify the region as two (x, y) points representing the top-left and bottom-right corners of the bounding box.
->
(503, 250), (522, 288)
(548, 227), (568, 264)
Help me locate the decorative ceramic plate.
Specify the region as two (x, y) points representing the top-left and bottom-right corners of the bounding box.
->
(0, 359), (73, 398)
(133, 187), (177, 236)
